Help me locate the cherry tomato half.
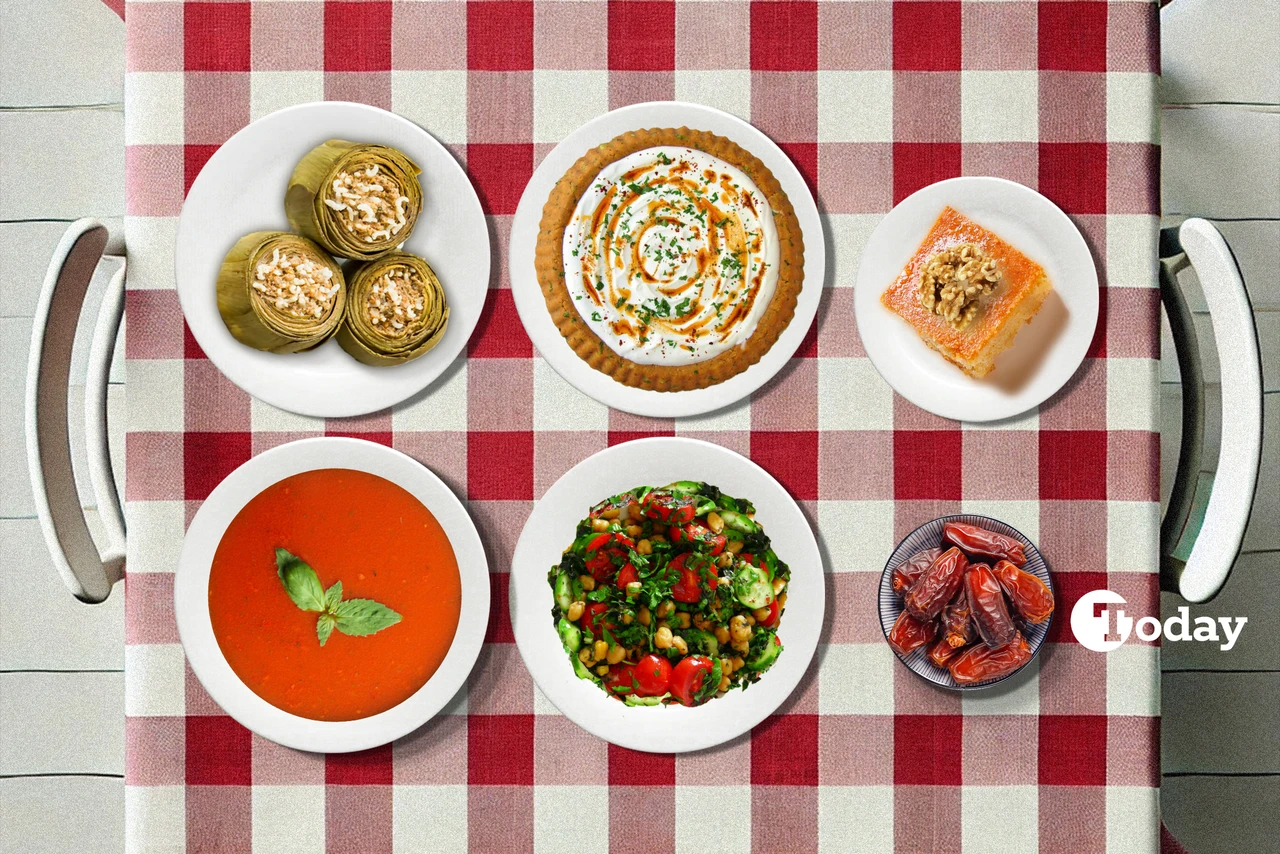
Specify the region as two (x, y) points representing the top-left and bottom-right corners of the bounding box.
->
(669, 655), (716, 706)
(757, 597), (780, 628)
(643, 492), (696, 525)
(669, 554), (716, 603)
(616, 563), (639, 589)
(583, 602), (610, 638)
(604, 663), (636, 695)
(585, 532), (635, 581)
(669, 523), (726, 555)
(632, 654), (673, 697)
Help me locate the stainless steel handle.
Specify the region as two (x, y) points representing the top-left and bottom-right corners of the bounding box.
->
(1160, 218), (1263, 604)
(25, 219), (126, 603)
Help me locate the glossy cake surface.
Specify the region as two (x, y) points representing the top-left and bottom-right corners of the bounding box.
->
(880, 207), (1051, 378)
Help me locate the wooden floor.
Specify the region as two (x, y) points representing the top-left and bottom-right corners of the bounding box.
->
(0, 1), (1276, 851)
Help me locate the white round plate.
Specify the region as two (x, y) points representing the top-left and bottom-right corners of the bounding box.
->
(176, 102), (490, 418)
(174, 437), (489, 753)
(510, 437), (824, 753)
(854, 177), (1099, 422)
(509, 102), (825, 418)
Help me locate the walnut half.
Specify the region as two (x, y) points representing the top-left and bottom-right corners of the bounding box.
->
(917, 243), (1002, 330)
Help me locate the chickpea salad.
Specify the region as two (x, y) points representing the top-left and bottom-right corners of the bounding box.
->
(548, 482), (789, 707)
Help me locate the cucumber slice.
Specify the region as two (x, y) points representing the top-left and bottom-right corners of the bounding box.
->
(746, 631), (782, 671)
(718, 509), (759, 534)
(572, 656), (596, 681)
(557, 618), (581, 653)
(683, 628), (720, 657)
(623, 693), (667, 706)
(553, 572), (574, 610)
(732, 563), (774, 610)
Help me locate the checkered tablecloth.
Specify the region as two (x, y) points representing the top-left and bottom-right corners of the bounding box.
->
(121, 1), (1163, 851)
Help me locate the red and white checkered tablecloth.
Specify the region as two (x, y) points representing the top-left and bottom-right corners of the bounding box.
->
(121, 1), (1163, 851)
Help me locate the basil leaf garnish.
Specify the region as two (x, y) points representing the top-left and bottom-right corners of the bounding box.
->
(324, 581), (343, 611)
(275, 548), (326, 612)
(273, 548), (402, 645)
(333, 599), (402, 637)
(316, 614), (336, 647)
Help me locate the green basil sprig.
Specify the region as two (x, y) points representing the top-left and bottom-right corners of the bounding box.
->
(275, 548), (402, 646)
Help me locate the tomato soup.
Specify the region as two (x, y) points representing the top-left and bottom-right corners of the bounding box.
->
(208, 469), (461, 721)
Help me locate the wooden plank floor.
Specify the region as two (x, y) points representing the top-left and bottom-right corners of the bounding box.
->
(0, 2), (126, 853)
(1158, 1), (1280, 852)
(0, 1), (1275, 852)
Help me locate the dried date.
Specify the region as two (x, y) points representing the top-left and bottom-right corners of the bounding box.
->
(943, 521), (1027, 567)
(904, 547), (968, 621)
(892, 547), (944, 597)
(888, 610), (938, 656)
(964, 563), (1017, 648)
(949, 633), (1032, 684)
(992, 560), (1055, 624)
(927, 637), (963, 668)
(941, 586), (974, 648)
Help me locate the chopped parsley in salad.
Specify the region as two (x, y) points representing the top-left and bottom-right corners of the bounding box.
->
(547, 482), (788, 707)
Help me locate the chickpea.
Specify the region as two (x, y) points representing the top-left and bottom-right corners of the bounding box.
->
(607, 644), (626, 665)
(601, 507), (621, 519)
(731, 656), (745, 672)
(693, 614), (712, 631)
(778, 593), (788, 611)
(626, 581), (642, 598)
(745, 614), (757, 627)
(714, 626), (731, 645)
(622, 611), (634, 625)
(625, 524), (644, 538)
(730, 615), (753, 644)
(637, 538), (652, 555)
(718, 673), (731, 693)
(591, 517), (610, 533)
(671, 636), (688, 655)
(594, 640), (608, 661)
(772, 576), (787, 596)
(717, 553), (733, 568)
(651, 534), (667, 544)
(596, 664), (610, 676)
(726, 539), (744, 554)
(638, 606), (652, 627)
(732, 639), (750, 654)
(752, 607), (771, 623)
(578, 574), (596, 592)
(675, 612), (692, 629)
(656, 601), (675, 619)
(579, 647), (595, 665)
(705, 511), (724, 534)
(566, 601), (585, 622)
(655, 626), (674, 649)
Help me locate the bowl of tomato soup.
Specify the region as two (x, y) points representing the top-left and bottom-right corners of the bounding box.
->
(175, 437), (488, 752)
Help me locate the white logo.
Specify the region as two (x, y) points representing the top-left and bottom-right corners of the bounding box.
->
(1070, 589), (1247, 652)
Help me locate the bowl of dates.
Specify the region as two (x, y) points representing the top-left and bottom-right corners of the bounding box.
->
(878, 515), (1054, 690)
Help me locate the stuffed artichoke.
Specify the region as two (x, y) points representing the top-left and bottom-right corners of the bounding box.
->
(285, 140), (423, 261)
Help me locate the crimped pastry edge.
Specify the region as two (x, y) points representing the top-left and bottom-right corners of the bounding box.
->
(534, 127), (805, 392)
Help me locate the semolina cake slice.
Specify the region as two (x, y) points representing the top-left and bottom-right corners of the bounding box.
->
(880, 206), (1052, 379)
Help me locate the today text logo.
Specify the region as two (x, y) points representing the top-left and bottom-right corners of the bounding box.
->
(1069, 590), (1247, 652)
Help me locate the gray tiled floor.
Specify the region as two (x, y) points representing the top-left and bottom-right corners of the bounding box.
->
(0, 1), (1277, 853)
